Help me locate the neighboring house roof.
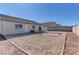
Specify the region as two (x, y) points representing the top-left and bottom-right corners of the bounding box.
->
(41, 22), (57, 27)
(56, 24), (62, 26)
(0, 14), (39, 25)
(42, 22), (56, 25)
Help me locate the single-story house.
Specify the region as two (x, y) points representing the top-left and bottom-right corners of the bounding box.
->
(0, 14), (47, 35)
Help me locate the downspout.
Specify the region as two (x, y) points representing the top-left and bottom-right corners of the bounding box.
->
(1, 20), (3, 34)
(0, 16), (3, 34)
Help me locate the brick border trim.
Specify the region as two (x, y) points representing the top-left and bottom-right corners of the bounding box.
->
(8, 40), (32, 55)
(63, 32), (68, 55)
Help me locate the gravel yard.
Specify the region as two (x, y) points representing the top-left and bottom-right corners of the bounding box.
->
(1, 31), (79, 55)
(8, 31), (67, 55)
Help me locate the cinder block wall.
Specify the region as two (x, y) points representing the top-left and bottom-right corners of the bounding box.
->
(72, 25), (79, 36)
(72, 26), (76, 33)
(76, 26), (79, 36)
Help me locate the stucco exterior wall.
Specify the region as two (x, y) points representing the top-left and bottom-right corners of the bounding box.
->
(28, 24), (40, 32)
(34, 25), (47, 32)
(43, 26), (47, 31)
(0, 20), (47, 35)
(1, 21), (26, 35)
(24, 24), (32, 32)
(41, 26), (47, 32)
(35, 25), (39, 32)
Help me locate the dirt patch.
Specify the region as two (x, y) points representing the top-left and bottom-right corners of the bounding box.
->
(0, 40), (27, 55)
(64, 32), (79, 55)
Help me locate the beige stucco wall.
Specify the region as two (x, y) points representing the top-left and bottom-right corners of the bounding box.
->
(24, 24), (32, 32)
(27, 24), (47, 32)
(35, 25), (47, 32)
(0, 20), (47, 35)
(41, 26), (47, 32)
(1, 21), (26, 35)
(35, 25), (40, 32)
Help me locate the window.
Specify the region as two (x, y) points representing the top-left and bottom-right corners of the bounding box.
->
(15, 24), (22, 29)
(32, 26), (35, 29)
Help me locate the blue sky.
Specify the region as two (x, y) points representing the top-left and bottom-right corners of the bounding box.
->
(0, 3), (79, 26)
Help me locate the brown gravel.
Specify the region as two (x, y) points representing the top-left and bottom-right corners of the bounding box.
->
(0, 40), (26, 55)
(1, 32), (79, 55)
(8, 32), (67, 55)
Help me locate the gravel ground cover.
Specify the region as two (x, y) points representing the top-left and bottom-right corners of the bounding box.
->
(8, 31), (67, 55)
(64, 32), (79, 55)
(0, 40), (26, 55)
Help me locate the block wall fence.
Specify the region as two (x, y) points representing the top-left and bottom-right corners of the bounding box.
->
(72, 25), (79, 36)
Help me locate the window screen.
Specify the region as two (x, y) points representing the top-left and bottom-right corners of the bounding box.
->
(15, 24), (22, 29)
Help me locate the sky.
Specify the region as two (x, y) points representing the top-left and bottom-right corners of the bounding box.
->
(0, 3), (79, 26)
